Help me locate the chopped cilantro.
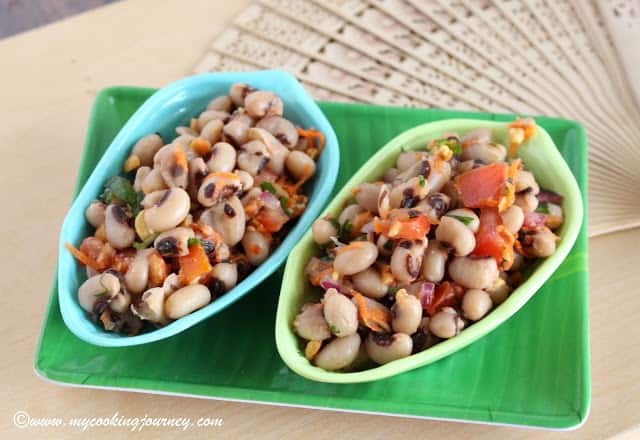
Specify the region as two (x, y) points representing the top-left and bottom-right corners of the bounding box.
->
(388, 286), (401, 297)
(383, 240), (393, 251)
(418, 175), (426, 187)
(187, 237), (202, 247)
(260, 181), (277, 195)
(329, 324), (340, 335)
(133, 232), (159, 250)
(433, 137), (462, 155)
(346, 195), (357, 205)
(447, 214), (474, 225)
(279, 196), (292, 216)
(535, 203), (550, 214)
(338, 220), (353, 241)
(99, 176), (143, 216)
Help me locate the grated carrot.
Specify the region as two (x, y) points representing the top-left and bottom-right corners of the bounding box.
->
(65, 242), (102, 271)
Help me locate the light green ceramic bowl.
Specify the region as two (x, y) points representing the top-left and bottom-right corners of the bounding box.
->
(276, 119), (583, 384)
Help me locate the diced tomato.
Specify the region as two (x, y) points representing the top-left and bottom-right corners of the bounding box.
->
(374, 213), (430, 240)
(472, 208), (515, 269)
(178, 243), (212, 284)
(456, 163), (509, 208)
(425, 281), (458, 316)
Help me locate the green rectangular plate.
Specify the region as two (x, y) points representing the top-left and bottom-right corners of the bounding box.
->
(36, 87), (589, 429)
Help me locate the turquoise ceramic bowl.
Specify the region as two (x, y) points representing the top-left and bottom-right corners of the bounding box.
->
(276, 119), (583, 383)
(58, 71), (339, 347)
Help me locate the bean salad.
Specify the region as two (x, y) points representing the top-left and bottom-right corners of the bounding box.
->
(67, 83), (325, 335)
(296, 119), (565, 371)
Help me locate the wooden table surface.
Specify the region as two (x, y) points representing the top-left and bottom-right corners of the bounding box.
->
(1, 1), (639, 438)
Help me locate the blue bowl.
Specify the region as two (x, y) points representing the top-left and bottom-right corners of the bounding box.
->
(57, 71), (340, 347)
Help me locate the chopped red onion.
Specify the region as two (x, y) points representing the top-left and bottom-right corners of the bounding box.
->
(418, 282), (436, 309)
(537, 189), (564, 204)
(360, 220), (375, 234)
(259, 191), (281, 209)
(523, 212), (548, 229)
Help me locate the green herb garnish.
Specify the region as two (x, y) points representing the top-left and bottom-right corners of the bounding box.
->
(260, 181), (277, 195)
(346, 195), (357, 205)
(133, 232), (159, 250)
(388, 286), (401, 297)
(433, 137), (462, 155)
(383, 240), (393, 251)
(447, 214), (474, 225)
(94, 275), (109, 298)
(418, 175), (426, 187)
(187, 237), (202, 247)
(99, 176), (144, 216)
(279, 196), (292, 216)
(338, 220), (353, 241)
(535, 203), (550, 214)
(329, 324), (340, 335)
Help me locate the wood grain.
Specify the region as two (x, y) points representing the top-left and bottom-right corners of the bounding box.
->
(0, 0), (638, 438)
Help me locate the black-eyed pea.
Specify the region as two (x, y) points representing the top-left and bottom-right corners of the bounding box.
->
(435, 216), (475, 256)
(159, 145), (188, 189)
(256, 115), (298, 148)
(417, 193), (450, 223)
(294, 303), (331, 341)
(133, 166), (151, 192)
(210, 262), (238, 293)
(530, 227), (557, 257)
(143, 188), (190, 233)
(389, 177), (430, 209)
(224, 114), (253, 146)
(286, 150), (316, 181)
(462, 289), (493, 321)
(383, 167), (400, 183)
(515, 170), (540, 195)
(461, 127), (491, 145)
(354, 183), (380, 213)
(200, 119), (224, 144)
(162, 273), (182, 295)
(427, 156), (452, 193)
(77, 273), (120, 313)
(391, 289), (423, 334)
(85, 201), (106, 228)
(244, 90), (283, 118)
(449, 256), (499, 289)
(237, 140), (270, 176)
(486, 278), (511, 305)
(109, 289), (131, 314)
(197, 172), (242, 207)
(199, 196), (245, 246)
(515, 192), (539, 213)
(333, 241), (378, 275)
(442, 180), (459, 208)
(131, 287), (168, 324)
(131, 134), (163, 167)
(428, 307), (465, 339)
(124, 249), (152, 294)
(234, 170), (254, 191)
(421, 240), (448, 282)
(365, 332), (413, 365)
(314, 333), (361, 371)
(164, 284), (211, 320)
(500, 204), (524, 234)
(104, 204), (135, 250)
(176, 126), (199, 137)
(352, 267), (388, 299)
(390, 240), (426, 284)
(460, 142), (506, 164)
(323, 288), (358, 337)
(248, 128), (289, 176)
(207, 142), (237, 173)
(377, 183), (392, 218)
(338, 204), (364, 226)
(242, 227), (272, 265)
(141, 168), (167, 194)
(154, 227), (194, 258)
(511, 252), (525, 272)
(311, 218), (337, 246)
(197, 110), (229, 132)
(229, 83), (254, 107)
(207, 95), (232, 112)
(445, 208), (480, 233)
(396, 151), (424, 171)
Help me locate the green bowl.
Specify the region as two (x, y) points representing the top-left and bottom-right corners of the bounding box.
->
(276, 119), (583, 383)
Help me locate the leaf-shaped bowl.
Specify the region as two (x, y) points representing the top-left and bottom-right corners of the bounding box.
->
(276, 119), (582, 383)
(58, 71), (339, 347)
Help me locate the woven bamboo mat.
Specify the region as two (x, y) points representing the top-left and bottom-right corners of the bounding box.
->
(194, 0), (640, 237)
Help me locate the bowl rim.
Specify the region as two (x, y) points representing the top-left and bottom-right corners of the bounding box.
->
(276, 118), (583, 383)
(57, 70), (340, 347)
